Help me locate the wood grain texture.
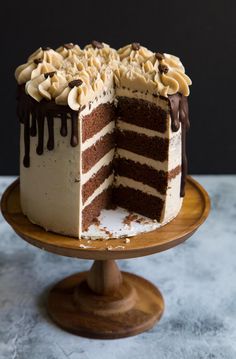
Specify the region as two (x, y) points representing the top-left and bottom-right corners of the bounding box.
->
(47, 270), (164, 339)
(0, 177), (210, 339)
(87, 260), (122, 295)
(0, 176), (210, 260)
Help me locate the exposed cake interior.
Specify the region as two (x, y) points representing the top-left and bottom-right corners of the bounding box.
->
(81, 100), (116, 231)
(16, 42), (191, 238)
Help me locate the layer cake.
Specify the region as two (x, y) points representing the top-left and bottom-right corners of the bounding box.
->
(15, 41), (191, 238)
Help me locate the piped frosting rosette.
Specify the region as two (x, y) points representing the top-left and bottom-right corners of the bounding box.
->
(56, 43), (83, 58)
(56, 66), (114, 110)
(15, 60), (57, 85)
(84, 41), (119, 65)
(15, 47), (64, 85)
(15, 42), (192, 110)
(148, 52), (192, 96)
(28, 47), (63, 68)
(117, 44), (192, 97)
(25, 72), (68, 102)
(118, 43), (153, 64)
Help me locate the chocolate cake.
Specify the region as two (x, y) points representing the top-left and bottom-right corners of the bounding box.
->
(15, 41), (191, 238)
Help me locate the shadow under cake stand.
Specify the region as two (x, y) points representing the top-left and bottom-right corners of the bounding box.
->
(1, 176), (210, 339)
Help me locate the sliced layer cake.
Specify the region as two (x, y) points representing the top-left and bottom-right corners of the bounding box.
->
(15, 41), (191, 238)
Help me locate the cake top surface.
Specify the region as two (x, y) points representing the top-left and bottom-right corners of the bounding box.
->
(15, 42), (192, 110)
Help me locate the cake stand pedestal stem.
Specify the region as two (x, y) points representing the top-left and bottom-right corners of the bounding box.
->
(46, 258), (165, 338)
(1, 177), (210, 339)
(87, 260), (122, 295)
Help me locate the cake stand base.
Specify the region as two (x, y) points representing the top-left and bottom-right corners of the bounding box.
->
(47, 260), (164, 339)
(1, 177), (210, 339)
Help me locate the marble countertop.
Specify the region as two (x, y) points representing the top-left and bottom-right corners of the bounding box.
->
(0, 176), (236, 359)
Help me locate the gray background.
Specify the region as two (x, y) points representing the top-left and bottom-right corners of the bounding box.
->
(0, 0), (235, 174)
(1, 175), (236, 358)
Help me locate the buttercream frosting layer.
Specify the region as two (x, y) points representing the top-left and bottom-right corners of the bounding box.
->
(15, 42), (192, 109)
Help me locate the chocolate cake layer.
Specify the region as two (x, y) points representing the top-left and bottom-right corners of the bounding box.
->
(116, 130), (169, 162)
(82, 103), (116, 142)
(113, 186), (164, 221)
(82, 187), (112, 231)
(82, 163), (113, 204)
(117, 96), (168, 133)
(114, 158), (181, 195)
(82, 132), (115, 173)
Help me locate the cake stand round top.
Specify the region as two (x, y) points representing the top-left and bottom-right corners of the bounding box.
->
(1, 177), (210, 260)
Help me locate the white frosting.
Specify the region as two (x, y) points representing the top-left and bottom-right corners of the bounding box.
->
(15, 42), (191, 110)
(78, 112), (83, 237)
(115, 87), (169, 110)
(28, 48), (63, 67)
(161, 173), (183, 222)
(116, 149), (168, 171)
(83, 174), (114, 208)
(116, 45), (191, 97)
(114, 173), (183, 224)
(114, 176), (166, 200)
(82, 121), (115, 151)
(80, 90), (115, 118)
(18, 43), (191, 238)
(82, 149), (115, 185)
(117, 119), (168, 138)
(116, 119), (182, 171)
(20, 118), (82, 237)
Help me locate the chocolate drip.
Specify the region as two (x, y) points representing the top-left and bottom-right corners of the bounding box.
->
(60, 113), (68, 136)
(30, 113), (37, 136)
(17, 85), (189, 199)
(71, 112), (78, 146)
(23, 115), (30, 167)
(36, 113), (45, 155)
(47, 115), (54, 151)
(168, 93), (190, 197)
(17, 86), (79, 167)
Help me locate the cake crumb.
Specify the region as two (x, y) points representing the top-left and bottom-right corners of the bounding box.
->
(124, 238), (130, 244)
(92, 217), (101, 227)
(135, 216), (147, 224)
(100, 226), (112, 237)
(123, 213), (139, 226)
(79, 244), (91, 249)
(115, 245), (125, 250)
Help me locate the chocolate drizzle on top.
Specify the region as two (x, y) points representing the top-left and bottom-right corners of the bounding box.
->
(168, 94), (190, 197)
(41, 47), (51, 51)
(131, 42), (141, 51)
(17, 86), (79, 168)
(17, 85), (189, 199)
(91, 40), (104, 49)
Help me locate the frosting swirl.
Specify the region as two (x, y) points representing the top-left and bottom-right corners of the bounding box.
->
(118, 43), (153, 63)
(25, 72), (68, 102)
(56, 43), (83, 58)
(15, 42), (192, 109)
(15, 60), (56, 85)
(28, 47), (63, 68)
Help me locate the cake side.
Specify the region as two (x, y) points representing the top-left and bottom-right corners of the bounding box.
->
(15, 42), (191, 238)
(20, 117), (82, 237)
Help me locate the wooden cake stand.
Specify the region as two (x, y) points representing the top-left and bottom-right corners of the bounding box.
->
(1, 177), (210, 339)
